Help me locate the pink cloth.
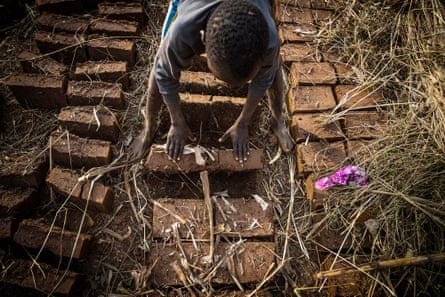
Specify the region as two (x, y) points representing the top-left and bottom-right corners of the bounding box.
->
(315, 165), (366, 190)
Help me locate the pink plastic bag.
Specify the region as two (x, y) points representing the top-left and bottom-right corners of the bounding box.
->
(315, 165), (366, 190)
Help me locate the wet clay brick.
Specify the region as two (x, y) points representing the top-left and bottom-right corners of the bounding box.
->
(36, 0), (83, 14)
(149, 241), (276, 286)
(290, 62), (337, 86)
(346, 139), (374, 161)
(305, 175), (329, 209)
(189, 53), (209, 72)
(14, 219), (92, 258)
(152, 198), (210, 240)
(87, 37), (136, 66)
(311, 214), (372, 251)
(213, 241), (276, 284)
(312, 9), (335, 26)
(34, 31), (87, 63)
(46, 167), (114, 213)
(280, 43), (320, 65)
(0, 188), (39, 218)
(321, 255), (370, 297)
(6, 73), (67, 109)
(344, 111), (387, 139)
(280, 6), (313, 24)
(291, 113), (344, 143)
(98, 1), (144, 24)
(287, 85), (336, 113)
(0, 217), (16, 239)
(333, 63), (357, 84)
(18, 50), (68, 76)
(73, 60), (129, 90)
(179, 71), (248, 97)
(279, 23), (317, 43)
(311, 0), (336, 10)
(0, 153), (48, 188)
(145, 146), (264, 174)
(280, 0), (311, 8)
(154, 289), (272, 297)
(335, 85), (385, 110)
(57, 105), (120, 142)
(35, 13), (89, 33)
(66, 80), (124, 109)
(214, 197), (274, 238)
(297, 141), (346, 175)
(49, 131), (112, 169)
(1, 259), (81, 295)
(90, 18), (140, 37)
(149, 242), (210, 287)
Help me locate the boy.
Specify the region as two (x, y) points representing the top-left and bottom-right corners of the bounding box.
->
(130, 0), (294, 163)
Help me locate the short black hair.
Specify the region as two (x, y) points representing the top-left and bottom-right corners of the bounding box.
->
(205, 0), (269, 82)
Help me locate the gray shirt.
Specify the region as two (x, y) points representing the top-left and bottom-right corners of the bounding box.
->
(155, 0), (280, 104)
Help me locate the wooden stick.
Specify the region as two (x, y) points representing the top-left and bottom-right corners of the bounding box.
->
(200, 171), (214, 264)
(316, 253), (445, 279)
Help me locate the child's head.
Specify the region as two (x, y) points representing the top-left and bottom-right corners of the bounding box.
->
(205, 0), (269, 86)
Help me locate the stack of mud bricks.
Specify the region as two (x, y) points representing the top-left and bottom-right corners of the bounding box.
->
(2, 0), (144, 294)
(280, 1), (386, 295)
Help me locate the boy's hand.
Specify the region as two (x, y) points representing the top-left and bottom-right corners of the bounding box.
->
(166, 123), (194, 160)
(219, 122), (249, 163)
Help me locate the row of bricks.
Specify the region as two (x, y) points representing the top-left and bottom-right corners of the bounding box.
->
(280, 0), (336, 10)
(36, 0), (145, 24)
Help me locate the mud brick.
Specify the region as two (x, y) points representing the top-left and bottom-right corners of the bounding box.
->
(311, 214), (371, 251)
(0, 217), (16, 239)
(333, 63), (357, 84)
(0, 188), (39, 218)
(57, 105), (120, 142)
(14, 219), (91, 258)
(36, 0), (83, 14)
(290, 62), (337, 86)
(98, 1), (144, 24)
(149, 241), (275, 286)
(279, 23), (317, 43)
(312, 9), (335, 26)
(217, 149), (264, 172)
(145, 146), (264, 174)
(49, 131), (112, 169)
(152, 198), (209, 240)
(46, 167), (82, 198)
(344, 111), (387, 139)
(66, 80), (125, 109)
(1, 259), (81, 295)
(305, 175), (329, 209)
(73, 60), (129, 90)
(153, 289), (272, 297)
(287, 86), (336, 113)
(34, 31), (87, 63)
(291, 113), (344, 143)
(46, 167), (114, 213)
(149, 242), (210, 286)
(35, 13), (89, 33)
(179, 71), (248, 97)
(280, 6), (313, 24)
(89, 18), (140, 37)
(296, 141), (346, 175)
(214, 197), (274, 238)
(320, 255), (370, 297)
(18, 50), (68, 76)
(6, 73), (67, 109)
(213, 241), (276, 284)
(311, 0), (336, 10)
(0, 153), (48, 188)
(188, 53), (209, 72)
(280, 0), (311, 8)
(87, 37), (136, 66)
(280, 43), (320, 65)
(346, 139), (375, 162)
(335, 85), (385, 110)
